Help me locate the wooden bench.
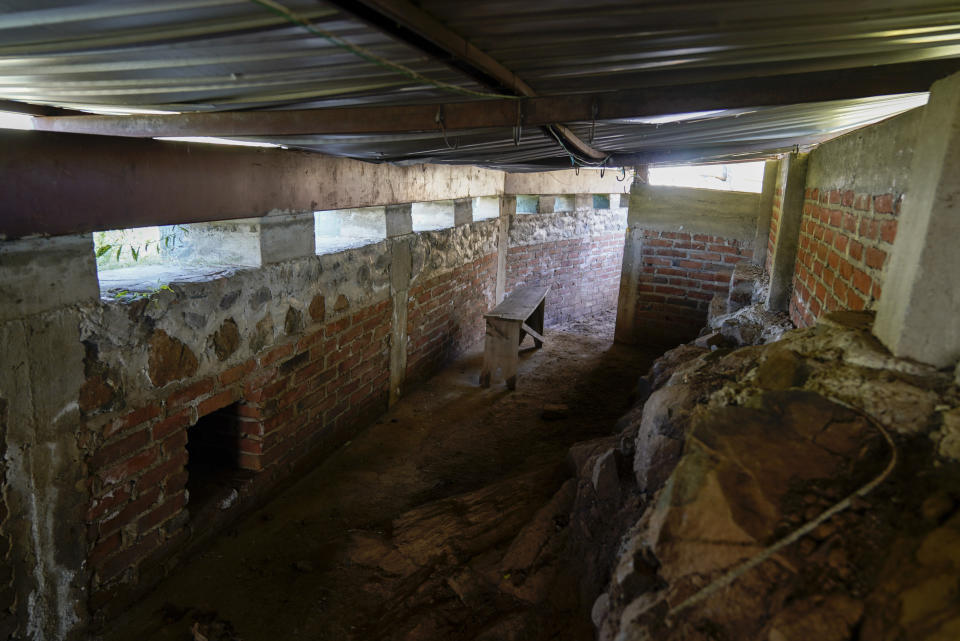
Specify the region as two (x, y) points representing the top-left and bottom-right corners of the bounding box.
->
(479, 285), (549, 390)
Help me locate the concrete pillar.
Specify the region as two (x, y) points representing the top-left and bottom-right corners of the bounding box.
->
(385, 203), (414, 404)
(0, 235), (98, 638)
(259, 212), (315, 264)
(385, 203), (413, 237)
(765, 152), (809, 312)
(874, 71), (960, 368)
(495, 196), (515, 303)
(575, 193), (593, 211)
(614, 224), (643, 344)
(537, 195), (557, 214)
(0, 234), (99, 320)
(614, 169), (643, 344)
(751, 158), (781, 266)
(453, 198), (474, 226)
(388, 236), (412, 405)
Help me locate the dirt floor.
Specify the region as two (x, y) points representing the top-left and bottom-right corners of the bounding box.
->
(101, 308), (665, 641)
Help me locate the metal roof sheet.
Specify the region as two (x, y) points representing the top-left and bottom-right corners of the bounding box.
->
(0, 1), (955, 168)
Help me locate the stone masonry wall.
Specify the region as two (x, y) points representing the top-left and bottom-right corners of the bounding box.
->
(787, 108), (922, 328)
(2, 193), (625, 631)
(79, 244), (394, 618)
(406, 220), (499, 386)
(506, 206), (627, 326)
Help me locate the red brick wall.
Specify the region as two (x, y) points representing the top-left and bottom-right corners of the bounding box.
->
(789, 188), (899, 327)
(406, 254), (497, 384)
(505, 233), (624, 326)
(84, 299), (391, 613)
(634, 230), (749, 343)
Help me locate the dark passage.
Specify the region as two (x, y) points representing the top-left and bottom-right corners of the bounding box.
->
(186, 403), (245, 520)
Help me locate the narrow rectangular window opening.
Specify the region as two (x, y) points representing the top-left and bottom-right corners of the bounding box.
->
(648, 161), (765, 193)
(516, 195), (539, 214)
(411, 200), (455, 231)
(314, 208), (387, 254)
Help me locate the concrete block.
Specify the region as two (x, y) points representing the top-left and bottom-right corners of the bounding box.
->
(628, 184), (761, 241)
(0, 234), (98, 320)
(537, 196), (557, 214)
(453, 198), (474, 226)
(260, 212), (315, 264)
(575, 193), (593, 211)
(875, 71), (960, 367)
(385, 204), (413, 237)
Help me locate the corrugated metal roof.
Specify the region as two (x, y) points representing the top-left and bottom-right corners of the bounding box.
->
(0, 1), (956, 168)
(422, 0), (960, 93)
(0, 0), (487, 111)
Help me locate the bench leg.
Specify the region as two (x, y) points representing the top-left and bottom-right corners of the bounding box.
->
(503, 321), (521, 390)
(532, 299), (545, 349)
(480, 320), (495, 387)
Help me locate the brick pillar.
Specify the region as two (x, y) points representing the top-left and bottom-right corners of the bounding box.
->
(874, 71), (960, 367)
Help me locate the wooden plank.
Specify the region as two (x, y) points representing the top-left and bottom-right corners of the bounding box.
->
(520, 322), (544, 344)
(485, 285), (550, 321)
(29, 60), (960, 139)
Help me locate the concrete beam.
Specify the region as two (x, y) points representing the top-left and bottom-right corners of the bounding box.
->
(875, 71), (960, 368)
(504, 169), (629, 196)
(766, 153), (809, 312)
(627, 184), (761, 242)
(0, 131), (504, 240)
(751, 159), (781, 266)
